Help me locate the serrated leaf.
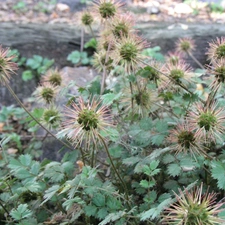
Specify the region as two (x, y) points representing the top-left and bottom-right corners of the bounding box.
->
(162, 154), (175, 164)
(155, 119), (168, 132)
(41, 185), (60, 205)
(151, 134), (165, 146)
(139, 117), (153, 131)
(92, 193), (105, 207)
(10, 204), (32, 221)
(101, 93), (121, 105)
(140, 180), (149, 189)
(98, 211), (126, 225)
(19, 154), (32, 167)
(84, 204), (97, 217)
(97, 207), (108, 219)
(150, 160), (159, 170)
(211, 160), (225, 190)
(140, 198), (172, 221)
(167, 163), (181, 177)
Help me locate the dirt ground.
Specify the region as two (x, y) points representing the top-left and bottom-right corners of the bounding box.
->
(0, 0), (225, 24)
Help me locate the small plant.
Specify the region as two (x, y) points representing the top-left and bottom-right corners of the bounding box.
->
(12, 1), (27, 13)
(67, 50), (91, 65)
(2, 0), (225, 224)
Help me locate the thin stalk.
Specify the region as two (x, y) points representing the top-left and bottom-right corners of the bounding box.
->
(100, 43), (111, 94)
(188, 52), (205, 70)
(80, 28), (84, 52)
(0, 200), (10, 216)
(129, 81), (134, 118)
(88, 25), (97, 40)
(98, 134), (129, 201)
(5, 82), (74, 151)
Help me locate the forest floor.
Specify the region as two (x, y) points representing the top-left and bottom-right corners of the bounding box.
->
(0, 0), (225, 25)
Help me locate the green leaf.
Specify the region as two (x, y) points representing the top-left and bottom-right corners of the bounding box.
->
(211, 160), (225, 190)
(26, 55), (42, 69)
(19, 154), (32, 167)
(155, 119), (168, 132)
(84, 38), (97, 49)
(84, 204), (97, 217)
(97, 207), (108, 219)
(67, 51), (81, 64)
(140, 198), (172, 221)
(98, 211), (126, 225)
(150, 160), (159, 170)
(151, 134), (165, 146)
(167, 163), (181, 177)
(101, 93), (121, 105)
(92, 193), (105, 207)
(140, 180), (149, 189)
(139, 117), (153, 131)
(10, 204), (32, 221)
(22, 70), (33, 81)
(41, 185), (60, 205)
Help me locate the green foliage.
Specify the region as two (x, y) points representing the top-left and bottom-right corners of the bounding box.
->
(67, 50), (91, 65)
(142, 46), (165, 62)
(3, 1), (225, 224)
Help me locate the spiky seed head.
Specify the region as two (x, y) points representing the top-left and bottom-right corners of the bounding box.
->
(112, 34), (148, 74)
(42, 106), (61, 129)
(42, 68), (62, 86)
(162, 183), (225, 225)
(58, 97), (113, 150)
(81, 12), (94, 26)
(34, 83), (58, 105)
(0, 46), (18, 85)
(175, 37), (196, 54)
(93, 0), (122, 20)
(207, 37), (225, 62)
(188, 101), (225, 142)
(167, 122), (203, 156)
(77, 108), (99, 131)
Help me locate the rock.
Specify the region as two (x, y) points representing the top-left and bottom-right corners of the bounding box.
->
(174, 3), (193, 14)
(56, 3), (70, 12)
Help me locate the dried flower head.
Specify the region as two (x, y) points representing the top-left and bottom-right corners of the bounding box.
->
(120, 80), (158, 117)
(0, 46), (18, 85)
(41, 68), (62, 86)
(159, 61), (192, 92)
(93, 0), (123, 20)
(188, 101), (225, 143)
(175, 37), (196, 55)
(112, 34), (148, 74)
(207, 58), (225, 90)
(58, 97), (112, 150)
(207, 37), (225, 62)
(167, 122), (204, 157)
(42, 106), (61, 130)
(34, 83), (58, 104)
(166, 51), (184, 65)
(109, 13), (134, 39)
(92, 50), (113, 72)
(162, 183), (225, 225)
(81, 11), (94, 26)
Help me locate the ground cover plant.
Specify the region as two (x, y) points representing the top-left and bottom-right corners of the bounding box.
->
(1, 0), (225, 224)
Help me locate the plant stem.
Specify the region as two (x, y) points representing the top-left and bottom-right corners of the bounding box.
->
(188, 52), (205, 70)
(0, 200), (10, 216)
(101, 43), (111, 94)
(80, 28), (84, 52)
(5, 82), (75, 151)
(98, 134), (129, 200)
